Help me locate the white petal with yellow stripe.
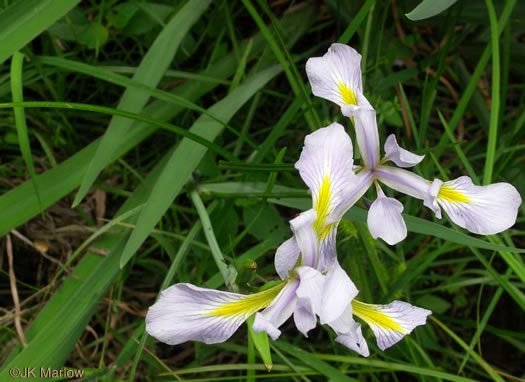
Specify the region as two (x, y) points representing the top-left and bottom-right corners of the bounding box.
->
(294, 123), (357, 269)
(306, 43), (363, 109)
(352, 300), (431, 351)
(431, 176), (522, 235)
(146, 282), (285, 345)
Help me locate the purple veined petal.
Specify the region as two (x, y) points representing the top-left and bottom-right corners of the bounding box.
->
(436, 176), (522, 235)
(352, 300), (431, 351)
(328, 169), (374, 224)
(320, 260), (359, 325)
(252, 279), (300, 340)
(290, 209), (319, 269)
(295, 123), (357, 236)
(367, 189), (407, 245)
(373, 166), (431, 201)
(384, 134), (425, 168)
(317, 223), (337, 272)
(294, 266), (325, 337)
(353, 106), (380, 169)
(306, 43), (363, 108)
(275, 236), (300, 280)
(146, 282), (286, 345)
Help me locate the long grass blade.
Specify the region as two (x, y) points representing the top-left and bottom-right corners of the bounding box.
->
(9, 52), (42, 211)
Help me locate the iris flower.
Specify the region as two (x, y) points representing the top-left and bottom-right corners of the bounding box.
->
(146, 123), (431, 356)
(306, 43), (522, 245)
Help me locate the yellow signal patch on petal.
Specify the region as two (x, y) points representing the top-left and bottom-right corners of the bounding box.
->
(351, 300), (408, 333)
(438, 184), (472, 203)
(339, 82), (357, 106)
(313, 176), (332, 237)
(207, 282), (286, 317)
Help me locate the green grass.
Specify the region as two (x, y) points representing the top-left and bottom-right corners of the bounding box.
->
(0, 0), (524, 381)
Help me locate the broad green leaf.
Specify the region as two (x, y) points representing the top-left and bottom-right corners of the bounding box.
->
(0, 0), (81, 65)
(406, 0), (458, 21)
(72, 0), (212, 207)
(119, 65), (282, 267)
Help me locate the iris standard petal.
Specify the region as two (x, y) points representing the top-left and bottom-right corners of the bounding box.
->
(352, 300), (431, 351)
(328, 169), (374, 224)
(367, 189), (407, 245)
(353, 106), (381, 169)
(294, 266), (325, 337)
(290, 209), (319, 268)
(295, 123), (356, 237)
(146, 282), (285, 345)
(306, 43), (363, 107)
(320, 261), (359, 325)
(275, 236), (300, 280)
(434, 176), (522, 235)
(252, 280), (300, 340)
(384, 134), (425, 168)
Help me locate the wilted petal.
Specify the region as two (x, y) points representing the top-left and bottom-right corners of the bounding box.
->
(290, 209), (319, 268)
(306, 43), (363, 108)
(352, 300), (431, 351)
(294, 266), (325, 337)
(147, 282), (285, 345)
(384, 134), (424, 168)
(335, 320), (370, 357)
(328, 170), (374, 224)
(320, 261), (359, 325)
(328, 303), (369, 356)
(295, 123), (357, 236)
(353, 106), (380, 169)
(252, 280), (299, 340)
(275, 236), (300, 280)
(367, 189), (407, 245)
(435, 176), (522, 235)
